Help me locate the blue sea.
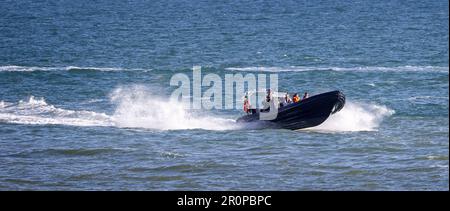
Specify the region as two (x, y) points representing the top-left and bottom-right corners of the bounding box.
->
(0, 0), (448, 190)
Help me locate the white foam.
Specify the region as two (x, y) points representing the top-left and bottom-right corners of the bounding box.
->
(310, 102), (395, 132)
(226, 66), (449, 73)
(0, 113), (112, 127)
(0, 65), (45, 72)
(0, 101), (7, 109)
(407, 96), (449, 101)
(110, 86), (239, 130)
(64, 66), (125, 71)
(2, 65), (447, 73)
(225, 66), (327, 72)
(0, 96), (113, 127)
(0, 65), (147, 72)
(0, 89), (239, 131)
(430, 165), (449, 168)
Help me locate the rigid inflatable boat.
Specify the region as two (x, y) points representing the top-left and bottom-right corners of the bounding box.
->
(236, 90), (345, 130)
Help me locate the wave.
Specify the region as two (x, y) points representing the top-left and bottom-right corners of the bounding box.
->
(0, 65), (148, 72)
(2, 65), (447, 73)
(0, 96), (114, 127)
(226, 66), (449, 73)
(310, 102), (395, 132)
(407, 96), (449, 101)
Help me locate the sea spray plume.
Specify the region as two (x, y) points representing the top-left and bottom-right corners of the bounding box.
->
(109, 85), (239, 130)
(312, 102), (395, 132)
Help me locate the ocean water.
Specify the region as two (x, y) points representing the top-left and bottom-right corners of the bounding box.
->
(0, 0), (448, 190)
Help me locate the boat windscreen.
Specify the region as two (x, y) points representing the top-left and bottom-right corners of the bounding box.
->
(244, 90), (287, 98)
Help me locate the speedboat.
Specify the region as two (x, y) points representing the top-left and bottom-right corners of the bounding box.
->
(236, 90), (345, 130)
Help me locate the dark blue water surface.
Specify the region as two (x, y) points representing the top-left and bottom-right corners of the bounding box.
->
(0, 0), (448, 190)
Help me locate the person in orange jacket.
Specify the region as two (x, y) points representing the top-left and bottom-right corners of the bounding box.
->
(292, 93), (300, 103)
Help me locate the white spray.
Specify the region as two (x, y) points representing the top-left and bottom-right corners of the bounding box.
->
(109, 86), (238, 130)
(311, 102), (395, 132)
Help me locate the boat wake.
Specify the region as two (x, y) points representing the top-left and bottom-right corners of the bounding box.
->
(109, 86), (239, 130)
(0, 88), (393, 132)
(0, 96), (114, 127)
(0, 87), (238, 131)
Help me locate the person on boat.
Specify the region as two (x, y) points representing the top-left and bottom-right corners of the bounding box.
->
(292, 93), (300, 103)
(261, 89), (272, 112)
(303, 92), (309, 100)
(285, 93), (292, 104)
(280, 93), (291, 107)
(243, 96), (251, 114)
(265, 89), (272, 102)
